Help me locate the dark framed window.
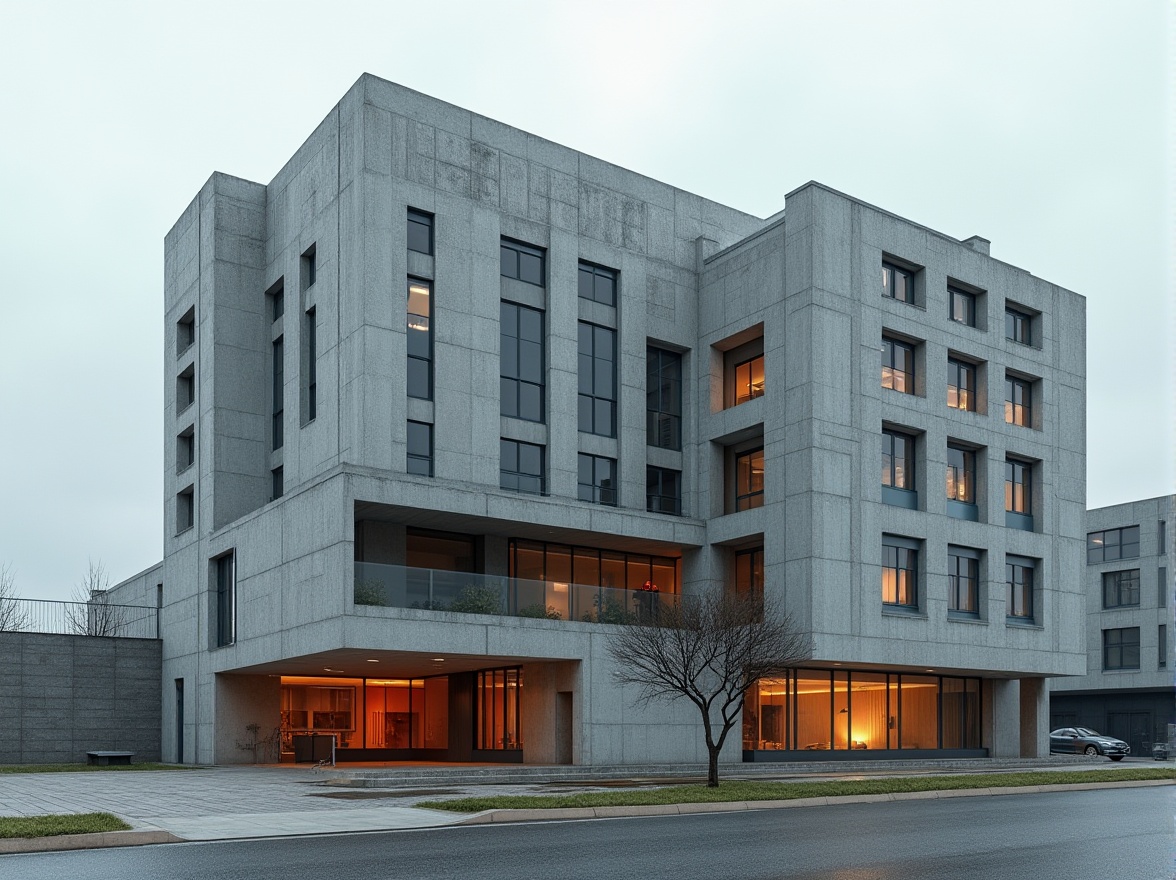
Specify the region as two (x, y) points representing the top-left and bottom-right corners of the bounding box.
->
(1102, 569), (1140, 608)
(1102, 627), (1140, 670)
(1160, 567), (1168, 607)
(578, 322), (616, 436)
(214, 551), (236, 648)
(734, 354), (765, 405)
(270, 286), (284, 322)
(1005, 375), (1032, 427)
(735, 448), (765, 511)
(1005, 458), (1032, 514)
(1006, 558), (1034, 619)
(302, 246), (317, 290)
(947, 358), (976, 411)
(1086, 526), (1140, 564)
(476, 667), (523, 750)
(271, 466), (283, 501)
(303, 308), (317, 423)
(948, 287), (976, 326)
(1160, 520), (1167, 555)
(407, 420), (433, 477)
(408, 279), (433, 400)
(501, 302), (545, 422)
(500, 439), (544, 495)
(882, 429), (915, 489)
(177, 365), (195, 412)
(578, 261), (617, 306)
(407, 208), (434, 255)
(882, 261), (914, 303)
(177, 427), (195, 473)
(948, 549), (980, 614)
(177, 307), (196, 354)
(1005, 306), (1032, 345)
(500, 239), (545, 286)
(577, 454), (617, 506)
(881, 337), (914, 393)
(176, 487), (194, 534)
(509, 540), (679, 596)
(946, 445), (975, 503)
(1160, 625), (1167, 668)
(882, 539), (918, 608)
(272, 336), (284, 449)
(646, 466), (681, 515)
(646, 347), (681, 450)
(735, 547), (764, 595)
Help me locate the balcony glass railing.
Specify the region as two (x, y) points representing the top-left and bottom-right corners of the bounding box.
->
(353, 562), (677, 624)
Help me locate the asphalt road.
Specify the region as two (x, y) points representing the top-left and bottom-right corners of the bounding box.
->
(2, 786), (1170, 879)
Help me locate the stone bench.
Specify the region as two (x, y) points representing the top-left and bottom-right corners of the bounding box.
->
(87, 750), (134, 766)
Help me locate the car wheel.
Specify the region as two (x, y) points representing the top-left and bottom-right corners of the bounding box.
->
(1109, 755), (1124, 762)
(1084, 745), (1099, 756)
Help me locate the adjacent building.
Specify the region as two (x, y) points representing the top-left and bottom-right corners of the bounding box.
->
(108, 73), (1088, 766)
(1050, 495), (1175, 755)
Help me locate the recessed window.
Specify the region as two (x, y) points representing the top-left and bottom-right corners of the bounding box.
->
(177, 364), (195, 412)
(734, 355), (765, 406)
(302, 308), (317, 424)
(1160, 520), (1167, 555)
(176, 307), (196, 355)
(881, 337), (914, 394)
(1160, 567), (1168, 607)
(1160, 624), (1167, 668)
(501, 302), (545, 422)
(734, 547), (764, 595)
(1005, 458), (1032, 515)
(1086, 526), (1140, 564)
(271, 466), (283, 501)
(882, 261), (914, 304)
(1005, 305), (1032, 345)
(577, 454), (617, 506)
(1005, 375), (1032, 427)
(407, 420), (433, 477)
(1102, 569), (1140, 609)
(735, 447), (765, 511)
(407, 208), (434, 255)
(500, 439), (544, 495)
(176, 486), (194, 534)
(1006, 558), (1035, 620)
(948, 287), (976, 327)
(1102, 627), (1140, 670)
(646, 347), (682, 450)
(722, 335), (764, 409)
(270, 284), (284, 322)
(946, 444), (975, 503)
(177, 427), (195, 474)
(271, 336), (284, 450)
(947, 358), (976, 412)
(882, 537), (918, 608)
(646, 466), (682, 515)
(501, 239), (545, 286)
(882, 429), (915, 490)
(578, 322), (616, 437)
(948, 548), (980, 615)
(408, 279), (433, 401)
(578, 261), (617, 306)
(214, 551), (236, 648)
(301, 246), (317, 290)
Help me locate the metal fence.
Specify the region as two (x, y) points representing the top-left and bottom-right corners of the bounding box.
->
(0, 597), (159, 639)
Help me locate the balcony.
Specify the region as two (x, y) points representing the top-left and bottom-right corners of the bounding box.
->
(0, 597), (159, 638)
(353, 562), (677, 624)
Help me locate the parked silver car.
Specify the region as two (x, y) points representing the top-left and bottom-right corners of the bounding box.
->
(1049, 727), (1130, 760)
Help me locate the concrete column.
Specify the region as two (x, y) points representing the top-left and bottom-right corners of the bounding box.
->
(1019, 677), (1049, 758)
(989, 679), (1020, 758)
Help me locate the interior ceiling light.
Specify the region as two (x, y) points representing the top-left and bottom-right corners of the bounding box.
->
(432, 658), (445, 662)
(366, 659), (379, 663)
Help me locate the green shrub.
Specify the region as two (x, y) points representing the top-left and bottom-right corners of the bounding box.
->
(517, 603), (562, 620)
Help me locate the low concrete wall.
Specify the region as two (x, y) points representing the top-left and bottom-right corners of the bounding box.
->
(0, 633), (162, 764)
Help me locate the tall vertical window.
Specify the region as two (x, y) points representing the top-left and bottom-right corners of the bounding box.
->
(271, 286), (284, 321)
(177, 365), (195, 412)
(646, 466), (682, 515)
(1159, 520), (1167, 555)
(735, 448), (765, 511)
(301, 247), (317, 290)
(578, 322), (616, 436)
(882, 261), (914, 303)
(1160, 567), (1168, 607)
(271, 336), (284, 449)
(303, 308), (317, 423)
(947, 358), (976, 411)
(501, 302), (544, 422)
(177, 427), (195, 473)
(1102, 627), (1140, 670)
(1006, 558), (1034, 620)
(734, 354), (765, 405)
(407, 420), (433, 477)
(1102, 569), (1140, 608)
(948, 549), (980, 615)
(271, 466), (283, 501)
(407, 208), (434, 255)
(948, 287), (976, 327)
(500, 239), (545, 286)
(177, 307), (196, 354)
(1086, 526), (1140, 563)
(881, 337), (914, 393)
(577, 454), (617, 506)
(214, 552), (236, 648)
(407, 279), (433, 400)
(578, 261), (617, 306)
(476, 667), (522, 750)
(946, 445), (975, 503)
(882, 429), (915, 490)
(1005, 375), (1032, 427)
(500, 439), (544, 495)
(1005, 458), (1032, 514)
(735, 547), (764, 595)
(1005, 306), (1032, 345)
(176, 487), (194, 534)
(882, 539), (918, 608)
(646, 347), (682, 450)
(1160, 625), (1167, 668)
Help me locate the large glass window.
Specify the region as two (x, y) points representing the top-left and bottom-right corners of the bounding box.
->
(407, 208), (434, 255)
(882, 262), (914, 303)
(407, 420), (433, 477)
(646, 466), (682, 515)
(947, 358), (976, 411)
(646, 347), (682, 450)
(882, 539), (918, 608)
(500, 239), (545, 286)
(501, 302), (544, 422)
(735, 447), (765, 511)
(734, 355), (765, 405)
(578, 261), (617, 306)
(1005, 375), (1032, 427)
(500, 439), (544, 495)
(948, 549), (979, 614)
(407, 279), (433, 400)
(577, 454), (616, 506)
(476, 667), (523, 750)
(946, 444), (975, 503)
(1103, 627), (1140, 671)
(881, 337), (914, 393)
(1006, 558), (1034, 619)
(948, 287), (976, 326)
(735, 547), (764, 595)
(1086, 526), (1140, 564)
(1005, 458), (1032, 514)
(882, 429), (915, 489)
(578, 322), (616, 436)
(1102, 569), (1140, 608)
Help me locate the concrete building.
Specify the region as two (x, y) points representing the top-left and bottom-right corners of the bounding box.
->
(1050, 495), (1175, 755)
(109, 73), (1087, 766)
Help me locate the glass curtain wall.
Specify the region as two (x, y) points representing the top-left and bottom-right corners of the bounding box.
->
(476, 668), (523, 750)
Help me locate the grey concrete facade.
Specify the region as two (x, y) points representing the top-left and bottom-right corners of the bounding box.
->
(132, 74), (1087, 766)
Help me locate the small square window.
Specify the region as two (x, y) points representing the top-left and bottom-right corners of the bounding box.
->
(948, 287), (976, 327)
(577, 453), (617, 506)
(500, 239), (545, 287)
(1102, 627), (1140, 670)
(882, 261), (914, 304)
(407, 421), (433, 477)
(1005, 305), (1032, 345)
(1102, 569), (1140, 608)
(647, 466), (682, 515)
(500, 439), (544, 495)
(578, 261), (617, 306)
(407, 209), (434, 255)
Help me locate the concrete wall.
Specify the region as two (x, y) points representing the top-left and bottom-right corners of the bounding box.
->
(0, 633), (161, 764)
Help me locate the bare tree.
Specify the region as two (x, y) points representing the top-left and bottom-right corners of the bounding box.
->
(608, 591), (811, 787)
(66, 560), (124, 636)
(0, 563), (29, 632)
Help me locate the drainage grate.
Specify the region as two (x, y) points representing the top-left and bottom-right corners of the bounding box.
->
(311, 788), (461, 800)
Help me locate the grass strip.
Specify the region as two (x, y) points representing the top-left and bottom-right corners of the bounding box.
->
(0, 763), (184, 774)
(0, 813), (131, 839)
(418, 767), (1174, 812)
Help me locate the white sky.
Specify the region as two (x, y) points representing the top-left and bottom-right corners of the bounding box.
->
(0, 1), (1171, 601)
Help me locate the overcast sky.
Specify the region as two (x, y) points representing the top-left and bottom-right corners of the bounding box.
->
(0, 1), (1170, 602)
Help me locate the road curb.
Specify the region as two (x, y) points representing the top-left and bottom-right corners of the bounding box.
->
(0, 829), (181, 854)
(454, 778), (1175, 825)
